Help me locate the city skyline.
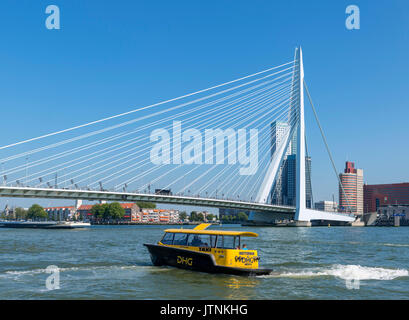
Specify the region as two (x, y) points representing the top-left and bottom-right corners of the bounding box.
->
(0, 1), (408, 210)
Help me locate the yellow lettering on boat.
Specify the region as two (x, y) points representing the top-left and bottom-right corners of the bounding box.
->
(177, 256), (193, 266)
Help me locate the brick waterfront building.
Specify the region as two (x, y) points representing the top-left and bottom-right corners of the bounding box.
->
(364, 182), (409, 213)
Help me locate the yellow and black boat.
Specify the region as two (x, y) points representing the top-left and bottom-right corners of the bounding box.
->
(144, 223), (272, 276)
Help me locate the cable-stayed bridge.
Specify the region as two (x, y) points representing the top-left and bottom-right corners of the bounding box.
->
(0, 47), (355, 225)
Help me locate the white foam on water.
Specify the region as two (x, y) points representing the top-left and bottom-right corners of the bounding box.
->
(383, 243), (409, 247)
(260, 264), (409, 281)
(1, 264), (158, 277)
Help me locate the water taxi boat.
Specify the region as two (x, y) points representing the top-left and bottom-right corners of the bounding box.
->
(144, 223), (272, 276)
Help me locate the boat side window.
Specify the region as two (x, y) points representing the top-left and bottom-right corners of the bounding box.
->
(187, 234), (216, 247)
(223, 236), (236, 249)
(173, 233), (189, 246)
(161, 232), (174, 245)
(209, 235), (217, 248)
(216, 235), (224, 248)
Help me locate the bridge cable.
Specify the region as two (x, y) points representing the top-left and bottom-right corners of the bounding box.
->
(62, 83), (294, 189)
(113, 85), (295, 193)
(0, 61), (295, 151)
(303, 80), (353, 213)
(1, 68), (295, 164)
(4, 72), (294, 176)
(13, 75), (294, 185)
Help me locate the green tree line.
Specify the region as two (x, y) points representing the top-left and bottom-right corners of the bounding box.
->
(220, 212), (248, 223)
(188, 211), (216, 222)
(91, 202), (125, 220)
(135, 201), (156, 209)
(0, 205), (47, 220)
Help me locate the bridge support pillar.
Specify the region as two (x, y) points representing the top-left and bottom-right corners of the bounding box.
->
(75, 199), (83, 209)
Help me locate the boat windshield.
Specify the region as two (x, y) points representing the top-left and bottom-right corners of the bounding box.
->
(173, 233), (189, 245)
(161, 232), (242, 249)
(161, 232), (174, 245)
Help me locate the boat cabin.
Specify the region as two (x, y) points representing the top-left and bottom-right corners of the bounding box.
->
(158, 224), (260, 269)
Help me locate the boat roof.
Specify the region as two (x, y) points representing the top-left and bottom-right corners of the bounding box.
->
(164, 223), (258, 237)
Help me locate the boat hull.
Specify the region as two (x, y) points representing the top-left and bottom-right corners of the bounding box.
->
(144, 243), (272, 276)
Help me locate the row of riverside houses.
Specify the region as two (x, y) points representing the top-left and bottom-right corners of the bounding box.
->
(44, 203), (180, 224)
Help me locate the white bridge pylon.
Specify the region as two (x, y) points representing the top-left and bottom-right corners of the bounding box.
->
(255, 47), (355, 223)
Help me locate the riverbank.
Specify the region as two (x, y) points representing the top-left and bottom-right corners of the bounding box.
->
(0, 220), (90, 229)
(90, 221), (220, 226)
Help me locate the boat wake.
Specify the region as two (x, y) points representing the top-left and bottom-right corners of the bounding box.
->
(0, 264), (167, 278)
(259, 264), (409, 281)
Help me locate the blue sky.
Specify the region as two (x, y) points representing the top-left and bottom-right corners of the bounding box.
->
(0, 0), (408, 211)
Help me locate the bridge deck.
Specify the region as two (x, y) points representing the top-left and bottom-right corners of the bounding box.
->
(0, 186), (295, 214)
(0, 186), (355, 222)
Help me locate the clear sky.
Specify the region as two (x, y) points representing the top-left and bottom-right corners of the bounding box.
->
(0, 0), (408, 211)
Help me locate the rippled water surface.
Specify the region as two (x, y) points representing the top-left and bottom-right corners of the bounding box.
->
(0, 225), (408, 299)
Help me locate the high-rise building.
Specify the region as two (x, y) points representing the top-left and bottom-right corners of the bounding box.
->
(270, 121), (291, 205)
(339, 161), (364, 215)
(315, 200), (337, 212)
(269, 121), (312, 208)
(281, 154), (312, 208)
(363, 182), (409, 213)
(305, 156), (313, 208)
(356, 169), (364, 214)
(270, 121), (291, 156)
(271, 175), (284, 205)
(282, 154), (296, 206)
(290, 127), (298, 155)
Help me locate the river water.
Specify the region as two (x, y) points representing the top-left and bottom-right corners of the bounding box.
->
(0, 225), (408, 299)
